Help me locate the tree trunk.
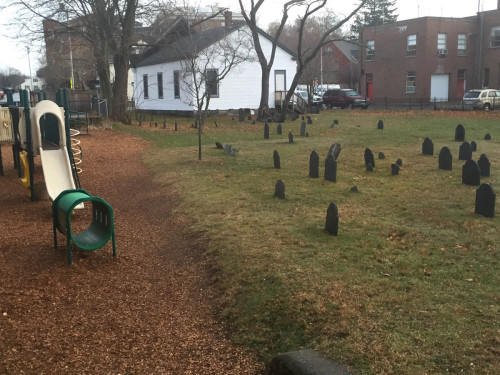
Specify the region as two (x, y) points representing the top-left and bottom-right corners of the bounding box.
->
(110, 52), (130, 122)
(258, 68), (270, 120)
(95, 52), (113, 107)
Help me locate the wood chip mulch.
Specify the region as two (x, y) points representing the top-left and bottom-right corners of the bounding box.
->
(0, 129), (267, 374)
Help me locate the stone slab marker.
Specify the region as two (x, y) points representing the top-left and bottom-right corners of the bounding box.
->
(478, 154), (490, 177)
(264, 122), (270, 139)
(224, 144), (232, 155)
(459, 141), (472, 160)
(439, 147), (452, 170)
(364, 148), (375, 168)
(377, 120), (384, 130)
(309, 151), (319, 178)
(238, 108), (245, 122)
(277, 123), (282, 135)
(215, 141), (223, 149)
(324, 154), (337, 182)
(475, 183), (495, 218)
(391, 163), (400, 175)
(462, 160), (481, 186)
(325, 203), (339, 235)
(422, 137), (434, 156)
(273, 150), (281, 169)
(455, 124), (465, 141)
(289, 132), (294, 143)
(274, 179), (285, 199)
(300, 120), (307, 137)
(307, 115), (312, 124)
(396, 158), (403, 166)
(329, 143), (341, 160)
(485, 133), (491, 140)
(470, 141), (477, 152)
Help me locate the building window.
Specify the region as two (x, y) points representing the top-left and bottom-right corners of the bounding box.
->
(157, 72), (163, 99)
(323, 46), (333, 56)
(437, 33), (447, 56)
(407, 34), (416, 56)
(206, 69), (218, 97)
(143, 74), (149, 99)
(366, 73), (373, 82)
(406, 71), (416, 93)
(173, 71), (180, 98)
(366, 40), (375, 61)
(490, 26), (500, 47)
(458, 34), (466, 55)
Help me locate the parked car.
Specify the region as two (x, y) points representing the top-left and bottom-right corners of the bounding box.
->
(295, 90), (322, 106)
(463, 89), (500, 110)
(322, 89), (370, 109)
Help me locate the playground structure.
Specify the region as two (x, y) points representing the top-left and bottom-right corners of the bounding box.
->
(0, 88), (116, 264)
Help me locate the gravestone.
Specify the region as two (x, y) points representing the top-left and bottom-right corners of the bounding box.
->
(307, 116), (312, 124)
(309, 151), (320, 178)
(485, 133), (491, 140)
(224, 144), (232, 155)
(391, 163), (400, 175)
(288, 132), (294, 143)
(330, 122), (335, 129)
(377, 120), (384, 130)
(455, 124), (465, 141)
(329, 143), (341, 160)
(273, 150), (280, 169)
(215, 141), (223, 149)
(311, 106), (320, 114)
(378, 152), (385, 159)
(396, 158), (403, 166)
(366, 163), (374, 172)
(229, 148), (239, 156)
(459, 142), (472, 160)
(475, 183), (495, 218)
(478, 154), (490, 177)
(163, 119), (166, 129)
(325, 202), (339, 236)
(274, 179), (285, 199)
(175, 121), (178, 131)
(364, 148), (375, 168)
(333, 119), (339, 125)
(306, 132), (309, 137)
(277, 123), (282, 135)
(439, 147), (452, 170)
(324, 154), (337, 182)
(238, 108), (245, 122)
(470, 141), (477, 152)
(264, 122), (270, 139)
(462, 160), (481, 186)
(350, 186), (359, 192)
(422, 137), (434, 156)
(248, 115), (252, 121)
(300, 120), (306, 137)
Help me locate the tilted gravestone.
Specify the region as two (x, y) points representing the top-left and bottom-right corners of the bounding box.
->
(378, 152), (385, 159)
(475, 183), (495, 218)
(309, 151), (320, 178)
(422, 137), (434, 156)
(224, 144), (232, 155)
(459, 142), (472, 161)
(328, 143), (341, 160)
(439, 147), (452, 170)
(238, 108), (245, 122)
(364, 148), (375, 168)
(324, 154), (337, 182)
(273, 150), (281, 169)
(455, 124), (465, 141)
(325, 202), (339, 236)
(391, 163), (400, 175)
(274, 179), (285, 199)
(396, 158), (403, 166)
(470, 141), (477, 152)
(215, 141), (223, 149)
(288, 132), (294, 143)
(277, 123), (282, 135)
(478, 154), (490, 177)
(300, 120), (307, 137)
(307, 116), (312, 124)
(377, 120), (384, 130)
(485, 133), (491, 140)
(462, 160), (481, 186)
(264, 122), (270, 139)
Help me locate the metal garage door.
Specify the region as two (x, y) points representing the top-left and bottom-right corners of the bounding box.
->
(430, 74), (449, 102)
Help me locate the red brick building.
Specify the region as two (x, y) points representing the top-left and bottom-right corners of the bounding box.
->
(359, 2), (500, 102)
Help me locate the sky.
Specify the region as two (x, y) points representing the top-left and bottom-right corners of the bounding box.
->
(0, 0), (498, 77)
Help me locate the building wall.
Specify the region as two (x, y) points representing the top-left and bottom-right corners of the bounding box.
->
(479, 9), (500, 89)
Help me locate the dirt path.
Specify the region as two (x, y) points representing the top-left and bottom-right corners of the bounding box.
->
(0, 129), (267, 374)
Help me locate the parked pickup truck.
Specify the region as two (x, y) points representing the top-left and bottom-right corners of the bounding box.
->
(322, 89), (370, 109)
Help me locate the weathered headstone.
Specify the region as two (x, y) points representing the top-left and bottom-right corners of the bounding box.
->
(330, 122), (335, 129)
(470, 141), (477, 152)
(378, 152), (385, 160)
(238, 108), (245, 122)
(288, 132), (294, 143)
(350, 186), (359, 192)
(325, 202), (339, 236)
(439, 147), (452, 170)
(366, 163), (374, 172)
(422, 137), (434, 156)
(309, 151), (319, 178)
(174, 121), (178, 131)
(307, 116), (312, 125)
(364, 148), (375, 168)
(391, 163), (400, 175)
(305, 132), (309, 137)
(328, 143), (341, 160)
(485, 133), (491, 140)
(475, 183), (495, 218)
(273, 150), (280, 169)
(224, 144), (232, 155)
(462, 160), (481, 186)
(324, 154), (337, 182)
(455, 124), (465, 141)
(333, 119), (339, 125)
(478, 154), (490, 177)
(377, 120), (384, 130)
(274, 179), (285, 199)
(215, 141), (223, 149)
(264, 122), (270, 139)
(277, 123), (282, 135)
(396, 158), (403, 166)
(300, 120), (306, 137)
(459, 141), (472, 160)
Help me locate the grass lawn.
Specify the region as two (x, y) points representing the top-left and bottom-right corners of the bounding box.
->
(117, 109), (499, 374)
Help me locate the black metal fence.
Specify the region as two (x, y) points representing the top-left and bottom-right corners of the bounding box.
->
(369, 97), (500, 111)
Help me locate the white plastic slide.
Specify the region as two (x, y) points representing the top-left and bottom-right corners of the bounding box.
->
(31, 100), (76, 201)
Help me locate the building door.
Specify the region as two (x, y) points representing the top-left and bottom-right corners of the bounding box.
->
(275, 70), (286, 92)
(456, 70), (466, 98)
(366, 73), (373, 100)
(430, 74), (449, 102)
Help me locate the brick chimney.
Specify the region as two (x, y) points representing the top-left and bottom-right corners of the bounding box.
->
(224, 11), (233, 28)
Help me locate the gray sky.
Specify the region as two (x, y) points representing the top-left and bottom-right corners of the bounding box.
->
(0, 0), (498, 76)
